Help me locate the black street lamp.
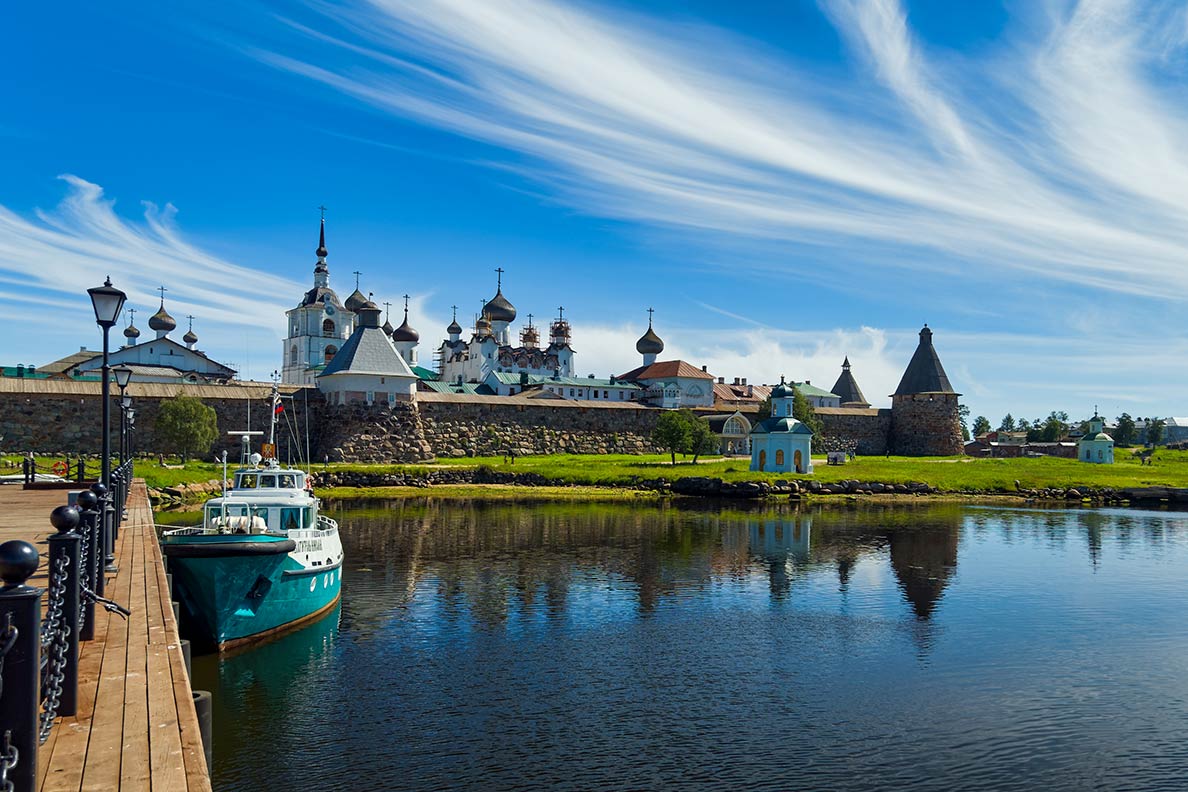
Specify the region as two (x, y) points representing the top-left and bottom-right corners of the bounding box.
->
(87, 277), (127, 490)
(114, 365), (132, 464)
(88, 277), (126, 575)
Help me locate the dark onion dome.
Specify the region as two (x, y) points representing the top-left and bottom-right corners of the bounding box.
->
(123, 323), (141, 340)
(344, 289), (369, 313)
(893, 324), (958, 395)
(382, 319), (395, 335)
(635, 323), (664, 355)
(483, 288), (516, 323)
(447, 317), (463, 335)
(183, 329), (198, 345)
(391, 315), (419, 343)
(148, 303), (176, 333)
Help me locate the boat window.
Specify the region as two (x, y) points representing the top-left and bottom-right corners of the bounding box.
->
(303, 507), (315, 528)
(279, 474), (296, 489)
(259, 475), (277, 488)
(238, 474), (257, 489)
(280, 508), (301, 531)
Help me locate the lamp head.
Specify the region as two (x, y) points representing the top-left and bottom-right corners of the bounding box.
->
(87, 277), (127, 329)
(113, 365), (133, 389)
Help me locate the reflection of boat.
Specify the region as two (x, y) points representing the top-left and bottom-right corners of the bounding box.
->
(161, 386), (343, 651)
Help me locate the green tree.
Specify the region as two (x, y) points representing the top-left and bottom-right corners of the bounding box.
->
(155, 395), (219, 462)
(999, 413), (1016, 432)
(791, 386), (823, 436)
(1040, 411), (1069, 442)
(1147, 417), (1166, 447)
(756, 396), (772, 420)
(958, 404), (971, 441)
(1114, 413), (1135, 447)
(652, 411), (691, 464)
(686, 413), (719, 463)
(972, 415), (991, 436)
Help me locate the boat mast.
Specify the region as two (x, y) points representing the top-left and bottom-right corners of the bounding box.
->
(268, 372), (279, 457)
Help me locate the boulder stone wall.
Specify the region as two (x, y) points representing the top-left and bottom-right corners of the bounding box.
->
(890, 394), (964, 456)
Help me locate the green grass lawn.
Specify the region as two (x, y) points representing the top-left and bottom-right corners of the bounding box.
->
(8, 447), (1187, 496)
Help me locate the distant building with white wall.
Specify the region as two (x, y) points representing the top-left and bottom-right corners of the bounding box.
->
(1078, 411), (1114, 464)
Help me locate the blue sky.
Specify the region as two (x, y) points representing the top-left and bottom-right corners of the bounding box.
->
(5, 0), (1188, 425)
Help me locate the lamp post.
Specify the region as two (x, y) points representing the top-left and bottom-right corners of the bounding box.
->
(87, 278), (127, 489)
(88, 278), (126, 575)
(114, 365), (132, 464)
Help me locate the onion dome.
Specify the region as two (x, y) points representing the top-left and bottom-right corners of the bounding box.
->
(447, 317), (463, 335)
(148, 302), (176, 333)
(344, 289), (369, 313)
(382, 318), (395, 335)
(483, 288), (516, 323)
(183, 328), (198, 345)
(636, 323), (664, 356)
(770, 376), (794, 400)
(123, 312), (141, 340)
(391, 312), (419, 343)
(475, 313), (492, 336)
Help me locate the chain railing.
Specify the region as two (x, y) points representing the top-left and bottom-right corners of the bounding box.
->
(0, 466), (134, 789)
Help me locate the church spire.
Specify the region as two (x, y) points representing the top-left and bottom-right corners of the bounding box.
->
(313, 206), (330, 288)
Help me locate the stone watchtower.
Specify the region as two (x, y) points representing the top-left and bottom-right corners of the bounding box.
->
(890, 325), (964, 455)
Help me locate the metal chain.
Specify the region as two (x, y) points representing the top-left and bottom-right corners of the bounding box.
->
(40, 554), (67, 650)
(0, 621), (16, 705)
(80, 583), (131, 619)
(38, 555), (70, 744)
(77, 521), (90, 633)
(0, 731), (18, 792)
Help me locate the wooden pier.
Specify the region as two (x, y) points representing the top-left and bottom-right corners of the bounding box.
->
(0, 481), (212, 791)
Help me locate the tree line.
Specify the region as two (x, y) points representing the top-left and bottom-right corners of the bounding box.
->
(964, 410), (1166, 447)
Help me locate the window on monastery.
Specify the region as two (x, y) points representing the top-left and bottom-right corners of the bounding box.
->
(776, 450), (785, 466)
(324, 345), (338, 364)
(1098, 450), (1103, 460)
(290, 345), (298, 365)
(322, 318), (336, 336)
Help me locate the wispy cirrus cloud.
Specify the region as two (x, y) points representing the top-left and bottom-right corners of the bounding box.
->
(0, 175), (303, 370)
(244, 0), (1188, 298)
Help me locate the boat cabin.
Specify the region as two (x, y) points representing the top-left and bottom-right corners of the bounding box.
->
(233, 469), (307, 490)
(202, 466), (318, 534)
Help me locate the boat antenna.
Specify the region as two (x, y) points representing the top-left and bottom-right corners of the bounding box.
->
(268, 371), (280, 458)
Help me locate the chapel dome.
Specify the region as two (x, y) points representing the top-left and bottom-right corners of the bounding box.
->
(382, 319), (395, 336)
(148, 305), (176, 333)
(391, 317), (419, 343)
(447, 318), (463, 335)
(770, 380), (794, 400)
(483, 289), (516, 323)
(183, 329), (198, 345)
(344, 289), (369, 313)
(123, 323), (141, 340)
(635, 325), (664, 355)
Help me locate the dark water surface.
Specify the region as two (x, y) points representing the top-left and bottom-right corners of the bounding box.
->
(192, 500), (1188, 791)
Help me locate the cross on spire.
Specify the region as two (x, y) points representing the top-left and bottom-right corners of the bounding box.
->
(527, 312), (534, 327)
(383, 301), (392, 320)
(318, 204), (327, 220)
(186, 314), (195, 331)
(557, 306), (565, 320)
(451, 304), (458, 320)
(127, 308), (135, 326)
(495, 267), (504, 289)
(403, 294), (410, 316)
(157, 286), (167, 305)
(647, 307), (654, 325)
(353, 271), (362, 289)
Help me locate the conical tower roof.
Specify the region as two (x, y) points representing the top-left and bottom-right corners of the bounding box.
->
(894, 325), (958, 396)
(831, 357), (869, 406)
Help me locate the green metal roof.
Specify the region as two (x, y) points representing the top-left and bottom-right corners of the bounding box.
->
(411, 365), (438, 381)
(790, 381), (838, 399)
(419, 381), (494, 396)
(488, 372), (640, 390)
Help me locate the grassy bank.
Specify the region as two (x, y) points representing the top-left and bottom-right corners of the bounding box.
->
(12, 447), (1187, 501)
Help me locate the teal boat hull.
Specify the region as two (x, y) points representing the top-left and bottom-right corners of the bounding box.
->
(163, 534), (342, 650)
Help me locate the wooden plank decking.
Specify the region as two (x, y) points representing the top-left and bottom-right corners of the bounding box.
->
(0, 481), (212, 791)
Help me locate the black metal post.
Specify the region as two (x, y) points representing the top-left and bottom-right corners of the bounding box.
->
(92, 480), (115, 577)
(77, 489), (99, 635)
(101, 325), (111, 497)
(47, 506), (81, 717)
(0, 540), (43, 792)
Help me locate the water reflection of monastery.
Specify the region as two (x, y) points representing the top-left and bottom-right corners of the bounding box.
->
(335, 502), (963, 628)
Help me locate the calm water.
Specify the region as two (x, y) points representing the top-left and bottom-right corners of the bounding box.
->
(193, 499), (1188, 791)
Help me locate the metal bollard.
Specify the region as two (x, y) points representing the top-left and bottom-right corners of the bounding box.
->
(192, 690), (214, 775)
(0, 540), (43, 792)
(180, 639), (192, 679)
(91, 482), (117, 575)
(47, 506), (82, 717)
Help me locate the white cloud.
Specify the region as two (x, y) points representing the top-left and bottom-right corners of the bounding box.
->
(243, 0), (1188, 300)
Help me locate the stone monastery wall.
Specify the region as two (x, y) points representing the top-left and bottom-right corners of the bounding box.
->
(815, 408), (892, 455)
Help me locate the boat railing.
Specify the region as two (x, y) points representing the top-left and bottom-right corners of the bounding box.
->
(316, 515), (339, 531)
(161, 526), (207, 537)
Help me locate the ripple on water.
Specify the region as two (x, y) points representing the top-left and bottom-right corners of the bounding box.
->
(196, 501), (1188, 792)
